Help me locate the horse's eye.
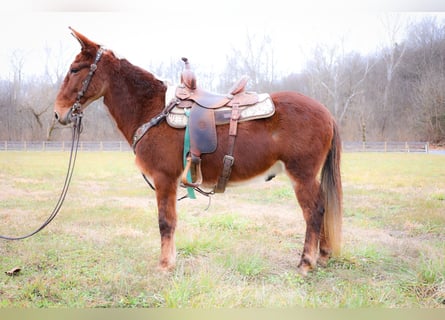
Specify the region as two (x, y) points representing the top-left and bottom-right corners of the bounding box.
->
(70, 68), (80, 74)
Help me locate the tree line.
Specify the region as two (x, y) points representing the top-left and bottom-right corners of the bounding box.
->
(1, 16), (444, 144)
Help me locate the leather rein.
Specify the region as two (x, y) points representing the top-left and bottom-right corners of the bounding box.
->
(0, 47), (104, 240)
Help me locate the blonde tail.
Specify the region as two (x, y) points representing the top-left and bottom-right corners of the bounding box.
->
(320, 122), (343, 256)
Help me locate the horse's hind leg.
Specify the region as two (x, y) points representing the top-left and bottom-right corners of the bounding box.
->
(292, 177), (324, 276)
(318, 224), (331, 267)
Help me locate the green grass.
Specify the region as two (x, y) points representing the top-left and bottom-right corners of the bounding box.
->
(0, 151), (444, 308)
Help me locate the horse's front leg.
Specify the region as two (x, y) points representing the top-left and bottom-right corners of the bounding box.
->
(154, 178), (178, 271)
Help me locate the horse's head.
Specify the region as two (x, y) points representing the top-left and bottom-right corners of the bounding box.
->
(54, 27), (108, 125)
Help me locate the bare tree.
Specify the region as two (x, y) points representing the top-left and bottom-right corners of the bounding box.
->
(378, 14), (408, 138)
(0, 49), (29, 140)
(412, 69), (445, 142)
(220, 31), (276, 92)
(9, 49), (27, 107)
(43, 41), (73, 86)
(304, 44), (373, 129)
(148, 58), (184, 84)
(405, 17), (445, 142)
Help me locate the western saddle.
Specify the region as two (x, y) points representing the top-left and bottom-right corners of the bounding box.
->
(172, 58), (273, 194)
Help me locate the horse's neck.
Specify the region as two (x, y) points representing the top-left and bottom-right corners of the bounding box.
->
(103, 60), (166, 143)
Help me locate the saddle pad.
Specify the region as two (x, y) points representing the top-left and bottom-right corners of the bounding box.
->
(167, 93), (275, 128)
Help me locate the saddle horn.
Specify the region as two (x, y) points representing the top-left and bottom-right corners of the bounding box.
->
(180, 57), (197, 90)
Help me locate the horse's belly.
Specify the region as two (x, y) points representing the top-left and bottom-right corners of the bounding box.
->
(226, 160), (285, 187)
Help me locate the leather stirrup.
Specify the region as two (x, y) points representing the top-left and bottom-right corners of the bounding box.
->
(181, 154), (203, 188)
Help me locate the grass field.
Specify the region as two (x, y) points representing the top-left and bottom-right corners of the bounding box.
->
(0, 151), (444, 308)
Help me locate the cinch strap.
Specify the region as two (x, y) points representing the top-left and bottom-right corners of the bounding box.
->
(183, 110), (196, 199)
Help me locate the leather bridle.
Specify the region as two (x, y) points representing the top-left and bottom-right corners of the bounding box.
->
(66, 46), (105, 124)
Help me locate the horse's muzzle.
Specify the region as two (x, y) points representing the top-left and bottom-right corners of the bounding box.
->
(54, 109), (73, 125)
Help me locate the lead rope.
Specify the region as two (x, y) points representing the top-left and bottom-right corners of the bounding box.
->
(0, 115), (83, 240)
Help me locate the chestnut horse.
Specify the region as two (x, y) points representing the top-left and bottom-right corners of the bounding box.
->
(54, 28), (342, 276)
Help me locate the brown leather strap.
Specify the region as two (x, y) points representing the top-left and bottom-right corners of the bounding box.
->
(215, 104), (240, 193)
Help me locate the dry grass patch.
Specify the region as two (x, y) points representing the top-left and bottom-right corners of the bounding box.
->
(0, 151), (444, 307)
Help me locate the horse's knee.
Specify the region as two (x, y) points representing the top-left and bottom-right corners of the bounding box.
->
(158, 218), (174, 237)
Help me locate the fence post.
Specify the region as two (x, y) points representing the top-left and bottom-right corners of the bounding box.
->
(425, 142), (429, 153)
(384, 141), (387, 152)
(405, 142), (409, 153)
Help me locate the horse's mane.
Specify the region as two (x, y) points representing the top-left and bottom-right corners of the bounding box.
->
(107, 50), (165, 93)
(124, 62), (162, 87)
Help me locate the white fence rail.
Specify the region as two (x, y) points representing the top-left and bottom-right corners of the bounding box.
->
(0, 141), (132, 152)
(0, 141), (430, 153)
(342, 141), (429, 153)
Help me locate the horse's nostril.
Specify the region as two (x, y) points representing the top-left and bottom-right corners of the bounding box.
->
(54, 112), (60, 120)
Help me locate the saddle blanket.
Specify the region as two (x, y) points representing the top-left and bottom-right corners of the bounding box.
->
(166, 91), (276, 129)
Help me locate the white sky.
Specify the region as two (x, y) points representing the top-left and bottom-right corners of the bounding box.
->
(1, 0), (445, 79)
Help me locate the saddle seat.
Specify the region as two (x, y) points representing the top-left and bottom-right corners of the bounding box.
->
(176, 60), (256, 109)
(172, 58), (274, 193)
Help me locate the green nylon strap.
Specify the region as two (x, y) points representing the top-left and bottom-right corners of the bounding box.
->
(183, 110), (196, 199)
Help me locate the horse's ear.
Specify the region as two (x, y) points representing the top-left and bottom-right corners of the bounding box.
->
(69, 26), (96, 51)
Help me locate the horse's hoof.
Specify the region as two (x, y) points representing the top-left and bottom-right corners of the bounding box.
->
(157, 261), (175, 273)
(297, 256), (316, 276)
(317, 256), (329, 268)
(297, 263), (313, 277)
(297, 267), (309, 277)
